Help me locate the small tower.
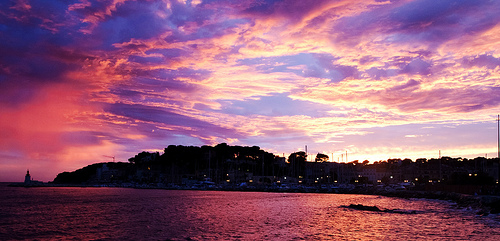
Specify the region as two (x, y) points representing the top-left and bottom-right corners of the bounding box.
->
(24, 170), (31, 184)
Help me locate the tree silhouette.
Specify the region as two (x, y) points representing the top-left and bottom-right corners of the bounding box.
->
(315, 153), (329, 162)
(289, 151), (307, 178)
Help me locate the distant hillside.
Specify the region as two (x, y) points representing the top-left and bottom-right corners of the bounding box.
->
(53, 162), (133, 184)
(52, 143), (279, 185)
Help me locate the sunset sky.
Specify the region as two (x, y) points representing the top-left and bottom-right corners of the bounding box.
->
(2, 0), (500, 182)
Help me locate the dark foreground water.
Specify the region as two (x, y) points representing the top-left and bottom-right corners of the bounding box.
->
(1, 184), (500, 240)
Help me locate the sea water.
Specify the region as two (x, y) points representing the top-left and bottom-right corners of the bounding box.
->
(1, 183), (500, 240)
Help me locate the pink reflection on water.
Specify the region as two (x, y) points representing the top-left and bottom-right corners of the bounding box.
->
(1, 186), (499, 240)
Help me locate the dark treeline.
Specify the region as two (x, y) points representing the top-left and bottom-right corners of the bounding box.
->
(52, 143), (500, 195)
(53, 162), (132, 184)
(54, 143), (280, 184)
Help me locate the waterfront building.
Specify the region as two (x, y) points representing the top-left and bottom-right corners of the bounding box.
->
(24, 170), (31, 184)
(23, 169), (43, 186)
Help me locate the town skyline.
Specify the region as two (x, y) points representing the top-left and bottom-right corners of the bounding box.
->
(48, 143), (499, 195)
(2, 0), (500, 182)
(13, 142), (500, 183)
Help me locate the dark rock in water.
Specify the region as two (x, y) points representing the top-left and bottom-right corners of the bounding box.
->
(476, 196), (500, 215)
(347, 204), (382, 212)
(476, 210), (488, 216)
(386, 209), (419, 214)
(344, 204), (419, 214)
(490, 204), (500, 214)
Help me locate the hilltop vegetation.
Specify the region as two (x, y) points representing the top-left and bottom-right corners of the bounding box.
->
(53, 143), (278, 184)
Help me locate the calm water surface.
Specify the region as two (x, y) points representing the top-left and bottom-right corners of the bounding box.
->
(1, 184), (500, 240)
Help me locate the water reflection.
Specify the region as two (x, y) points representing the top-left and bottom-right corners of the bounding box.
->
(1, 185), (499, 240)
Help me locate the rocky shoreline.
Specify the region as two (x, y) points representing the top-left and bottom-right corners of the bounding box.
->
(368, 190), (500, 215)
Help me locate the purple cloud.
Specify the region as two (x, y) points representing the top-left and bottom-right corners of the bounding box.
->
(400, 58), (431, 76)
(241, 0), (331, 22)
(381, 85), (500, 113)
(88, 2), (170, 49)
(390, 79), (420, 91)
(60, 131), (105, 146)
(366, 67), (392, 80)
(461, 54), (500, 69)
(237, 53), (357, 82)
(332, 0), (500, 48)
(104, 102), (241, 139)
(216, 92), (332, 117)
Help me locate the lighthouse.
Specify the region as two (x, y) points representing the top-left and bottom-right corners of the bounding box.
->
(24, 170), (31, 184)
